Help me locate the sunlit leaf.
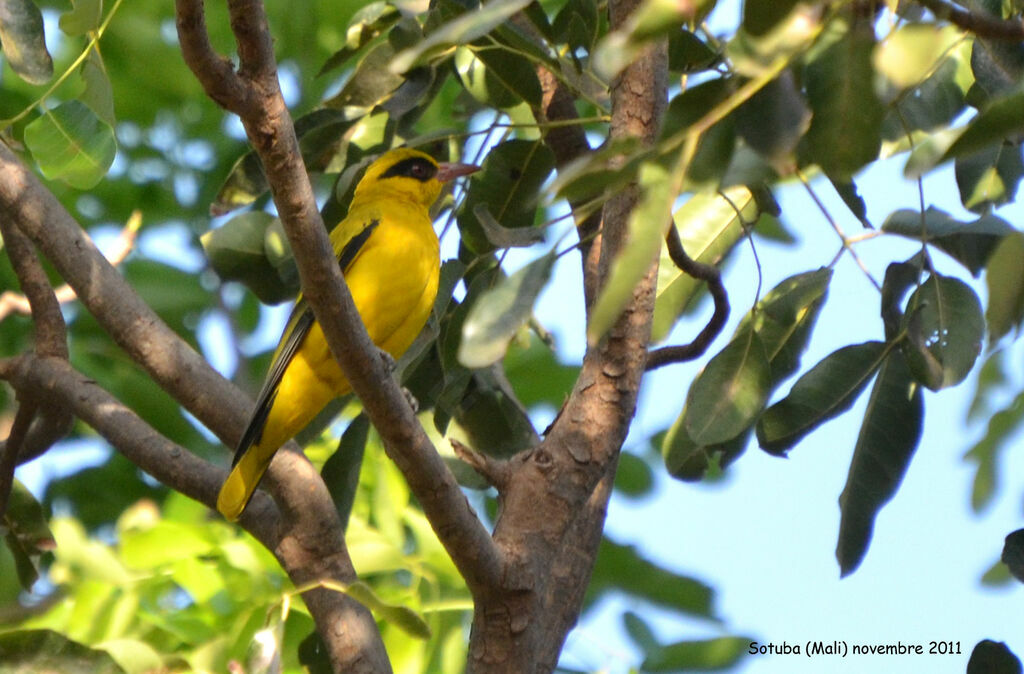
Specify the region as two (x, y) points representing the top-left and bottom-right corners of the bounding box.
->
(964, 389), (1024, 512)
(593, 0), (705, 78)
(684, 330), (771, 445)
(317, 2), (401, 77)
(874, 24), (961, 91)
(836, 354), (923, 576)
(0, 0), (52, 84)
(80, 50), (116, 127)
(757, 341), (888, 454)
(24, 101), (116, 189)
(458, 251), (555, 369)
(59, 0), (103, 36)
(589, 162), (674, 345)
(985, 231), (1024, 342)
(955, 142), (1024, 214)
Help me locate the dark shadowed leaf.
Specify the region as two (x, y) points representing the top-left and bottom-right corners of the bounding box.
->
(0, 629), (125, 673)
(758, 341), (888, 455)
(201, 212), (294, 304)
(1002, 529), (1024, 583)
(881, 207), (1013, 276)
(585, 538), (715, 618)
(967, 640), (1023, 674)
(472, 203), (547, 249)
(968, 34), (1024, 105)
(900, 274), (984, 390)
(836, 354), (923, 576)
(684, 330), (771, 446)
(668, 29), (718, 72)
(735, 69), (809, 168)
(661, 78), (738, 188)
(943, 91), (1024, 163)
(662, 422), (751, 482)
(955, 142), (1024, 214)
(458, 251), (555, 368)
(985, 232), (1024, 343)
(552, 0), (598, 52)
(24, 101), (116, 189)
(742, 0), (800, 36)
(0, 0), (52, 83)
(322, 414), (370, 531)
(798, 19), (883, 180)
(883, 46), (970, 140)
(3, 480), (54, 590)
(458, 139), (554, 255)
(830, 176), (871, 228)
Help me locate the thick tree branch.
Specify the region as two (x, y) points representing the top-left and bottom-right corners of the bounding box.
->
(0, 140), (386, 672)
(916, 0), (1024, 40)
(175, 0), (502, 608)
(645, 224), (730, 370)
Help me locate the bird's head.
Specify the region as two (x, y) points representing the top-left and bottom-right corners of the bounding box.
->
(354, 147), (479, 208)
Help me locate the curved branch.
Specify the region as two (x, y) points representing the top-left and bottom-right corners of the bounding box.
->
(915, 0), (1024, 40)
(644, 225), (730, 370)
(174, 0), (503, 606)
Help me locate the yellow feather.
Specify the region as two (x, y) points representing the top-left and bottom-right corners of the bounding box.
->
(217, 148), (477, 521)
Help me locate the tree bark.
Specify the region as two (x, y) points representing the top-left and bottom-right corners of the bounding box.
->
(465, 0), (667, 670)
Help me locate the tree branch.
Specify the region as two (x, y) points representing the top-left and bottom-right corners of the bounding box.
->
(0, 139), (387, 671)
(175, 0), (503, 610)
(0, 215), (71, 516)
(915, 0), (1024, 40)
(644, 224), (730, 370)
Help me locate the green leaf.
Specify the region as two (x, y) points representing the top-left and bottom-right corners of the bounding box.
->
(119, 520), (216, 569)
(662, 423), (750, 482)
(964, 389), (1024, 512)
(742, 0), (800, 36)
(330, 579), (431, 639)
(0, 0), (53, 84)
(798, 19), (884, 180)
(661, 77), (738, 188)
(502, 335), (579, 409)
(955, 142), (1024, 214)
(80, 50), (116, 127)
(458, 251), (555, 369)
(585, 538), (715, 618)
(59, 0), (103, 36)
(683, 330), (771, 445)
(589, 162), (674, 345)
(324, 42), (404, 112)
(643, 636), (751, 672)
(0, 629), (125, 674)
(472, 43), (543, 108)
(985, 231), (1024, 342)
(900, 274), (984, 390)
(652, 186), (757, 342)
(614, 451), (655, 498)
(390, 0), (533, 73)
(1002, 529), (1024, 584)
(457, 139), (554, 255)
(884, 44), (970, 140)
(968, 34), (1024, 106)
(967, 640), (1023, 674)
(593, 0), (702, 78)
(943, 91), (1024, 163)
(737, 267), (833, 383)
(201, 212), (294, 304)
(836, 354), (923, 576)
(317, 2), (401, 77)
(321, 414), (370, 531)
(668, 29), (718, 72)
(552, 0), (599, 52)
(734, 69), (809, 167)
(24, 101), (116, 189)
(829, 176), (871, 228)
(757, 341), (889, 454)
(3, 479), (55, 591)
(881, 207), (1013, 276)
(873, 24), (961, 91)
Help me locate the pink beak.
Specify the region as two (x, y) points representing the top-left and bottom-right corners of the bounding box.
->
(437, 162), (481, 182)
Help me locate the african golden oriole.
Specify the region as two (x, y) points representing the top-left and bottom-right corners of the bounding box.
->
(217, 148), (479, 521)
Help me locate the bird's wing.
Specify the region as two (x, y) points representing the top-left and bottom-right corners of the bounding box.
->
(231, 217), (381, 465)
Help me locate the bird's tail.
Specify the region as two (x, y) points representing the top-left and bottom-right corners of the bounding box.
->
(217, 443), (275, 521)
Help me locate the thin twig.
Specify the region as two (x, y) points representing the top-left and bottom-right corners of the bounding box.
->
(915, 0), (1024, 40)
(645, 225), (730, 370)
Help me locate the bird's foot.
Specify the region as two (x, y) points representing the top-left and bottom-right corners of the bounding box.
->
(377, 348), (396, 372)
(401, 387), (419, 413)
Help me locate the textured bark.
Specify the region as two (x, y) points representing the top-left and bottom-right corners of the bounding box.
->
(465, 0), (667, 670)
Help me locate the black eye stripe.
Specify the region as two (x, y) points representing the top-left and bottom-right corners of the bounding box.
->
(380, 156), (438, 182)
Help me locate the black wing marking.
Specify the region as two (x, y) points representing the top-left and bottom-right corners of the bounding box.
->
(338, 218), (379, 271)
(233, 301), (315, 465)
(232, 218), (380, 465)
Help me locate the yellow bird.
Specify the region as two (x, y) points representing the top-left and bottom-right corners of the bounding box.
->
(217, 148), (479, 521)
